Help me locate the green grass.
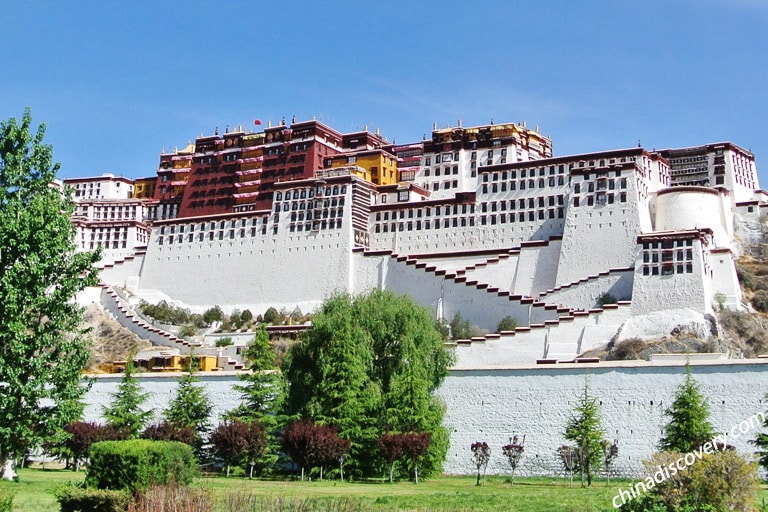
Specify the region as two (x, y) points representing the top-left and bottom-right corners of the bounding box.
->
(2, 468), (768, 511)
(0, 468), (84, 512)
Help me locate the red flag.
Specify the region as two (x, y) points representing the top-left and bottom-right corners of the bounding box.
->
(254, 119), (262, 126)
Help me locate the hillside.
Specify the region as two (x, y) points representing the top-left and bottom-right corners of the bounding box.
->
(82, 303), (152, 372)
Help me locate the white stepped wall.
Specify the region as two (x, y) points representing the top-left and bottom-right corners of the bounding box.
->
(454, 328), (548, 367)
(542, 270), (634, 311)
(511, 241), (561, 297)
(459, 257), (517, 292)
(415, 254), (502, 273)
(529, 305), (561, 324)
(556, 172), (645, 287)
(382, 257), (530, 331)
(99, 253), (145, 290)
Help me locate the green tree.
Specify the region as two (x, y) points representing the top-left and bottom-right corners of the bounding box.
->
(202, 305), (223, 325)
(659, 365), (714, 453)
(751, 395), (768, 472)
(163, 359), (212, 450)
(226, 325), (286, 472)
(263, 307), (281, 324)
(283, 290), (454, 478)
(103, 358), (152, 438)
(496, 316), (518, 332)
(0, 109), (100, 480)
(564, 378), (605, 487)
(449, 312), (471, 340)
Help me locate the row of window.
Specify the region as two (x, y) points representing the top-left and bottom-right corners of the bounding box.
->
(276, 197), (345, 212)
(480, 208), (565, 224)
(159, 226), (270, 245)
(480, 176), (565, 194)
(642, 263), (694, 276)
(573, 192), (628, 207)
(373, 216), (475, 233)
(289, 208), (343, 222)
(274, 185), (347, 202)
(573, 177), (628, 193)
(481, 195), (565, 212)
(85, 241), (128, 250)
(374, 204), (476, 221)
(483, 165), (567, 182)
(160, 216), (269, 235)
(289, 219), (343, 232)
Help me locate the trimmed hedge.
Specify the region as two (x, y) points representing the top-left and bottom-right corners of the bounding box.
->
(85, 439), (197, 492)
(54, 486), (129, 512)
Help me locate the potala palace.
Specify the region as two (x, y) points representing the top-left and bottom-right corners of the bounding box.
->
(68, 118), (766, 367)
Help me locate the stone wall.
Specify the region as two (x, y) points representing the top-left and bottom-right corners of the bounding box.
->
(82, 359), (768, 477)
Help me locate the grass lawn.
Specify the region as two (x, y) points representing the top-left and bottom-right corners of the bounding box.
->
(2, 468), (768, 511)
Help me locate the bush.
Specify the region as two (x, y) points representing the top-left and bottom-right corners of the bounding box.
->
(496, 316), (518, 332)
(607, 338), (646, 360)
(597, 292), (617, 306)
(85, 440), (197, 492)
(141, 422), (197, 446)
(737, 267), (755, 290)
(54, 485), (130, 512)
(752, 290), (768, 312)
(619, 450), (759, 511)
(215, 337), (234, 348)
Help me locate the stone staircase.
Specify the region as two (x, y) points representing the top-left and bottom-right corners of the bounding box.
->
(99, 284), (246, 371)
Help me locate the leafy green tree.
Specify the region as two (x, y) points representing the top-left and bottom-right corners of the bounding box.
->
(202, 305), (223, 325)
(564, 378), (605, 487)
(103, 358), (152, 438)
(0, 109), (100, 480)
(263, 307), (281, 324)
(163, 360), (212, 451)
(226, 325), (285, 472)
(283, 290), (454, 478)
(659, 365), (714, 453)
(449, 312), (471, 340)
(496, 316), (518, 332)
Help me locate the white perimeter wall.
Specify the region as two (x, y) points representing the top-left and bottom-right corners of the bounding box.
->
(81, 360), (768, 478)
(438, 360), (768, 477)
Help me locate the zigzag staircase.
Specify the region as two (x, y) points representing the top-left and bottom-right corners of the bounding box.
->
(99, 284), (245, 371)
(368, 246), (632, 363)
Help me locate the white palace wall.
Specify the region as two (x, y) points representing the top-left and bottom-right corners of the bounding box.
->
(556, 168), (646, 287)
(80, 360), (768, 477)
(438, 360), (768, 477)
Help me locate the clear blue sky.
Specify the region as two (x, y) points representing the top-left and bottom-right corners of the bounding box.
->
(2, 1), (767, 185)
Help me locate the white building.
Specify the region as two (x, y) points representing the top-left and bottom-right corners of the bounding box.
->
(66, 174), (150, 265)
(84, 121), (766, 366)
